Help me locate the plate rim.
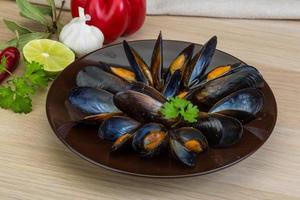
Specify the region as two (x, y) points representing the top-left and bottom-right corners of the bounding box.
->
(46, 39), (278, 178)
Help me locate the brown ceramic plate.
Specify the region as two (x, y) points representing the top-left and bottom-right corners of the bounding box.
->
(46, 40), (277, 178)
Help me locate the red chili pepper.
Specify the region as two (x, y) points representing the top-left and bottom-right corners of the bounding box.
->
(0, 47), (20, 83)
(71, 0), (146, 44)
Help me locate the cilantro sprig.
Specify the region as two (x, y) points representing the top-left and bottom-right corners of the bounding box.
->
(0, 58), (49, 114)
(160, 97), (200, 123)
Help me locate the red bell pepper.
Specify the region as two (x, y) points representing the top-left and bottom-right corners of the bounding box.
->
(0, 47), (20, 83)
(71, 0), (146, 44)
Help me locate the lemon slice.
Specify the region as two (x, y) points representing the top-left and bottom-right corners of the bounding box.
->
(23, 39), (75, 74)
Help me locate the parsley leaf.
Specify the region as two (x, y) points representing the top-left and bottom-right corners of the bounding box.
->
(0, 61), (50, 114)
(173, 97), (189, 110)
(0, 87), (14, 109)
(181, 103), (199, 123)
(0, 86), (32, 113)
(10, 94), (32, 114)
(161, 100), (179, 119)
(160, 97), (200, 123)
(13, 77), (35, 96)
(25, 61), (48, 88)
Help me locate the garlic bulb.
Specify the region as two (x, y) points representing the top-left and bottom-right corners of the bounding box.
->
(59, 7), (104, 57)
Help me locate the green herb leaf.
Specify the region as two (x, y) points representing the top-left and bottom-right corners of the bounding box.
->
(0, 62), (50, 114)
(173, 97), (189, 110)
(0, 87), (14, 109)
(0, 32), (50, 50)
(10, 95), (32, 114)
(161, 101), (179, 119)
(25, 62), (48, 88)
(160, 97), (200, 123)
(3, 19), (32, 35)
(180, 103), (199, 123)
(0, 86), (33, 114)
(16, 0), (49, 25)
(13, 78), (35, 96)
(34, 5), (53, 16)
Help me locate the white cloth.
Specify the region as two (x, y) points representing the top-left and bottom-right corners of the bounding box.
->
(147, 0), (300, 19)
(30, 0), (300, 19)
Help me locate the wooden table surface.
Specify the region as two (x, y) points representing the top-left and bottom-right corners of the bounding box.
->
(1, 1), (300, 199)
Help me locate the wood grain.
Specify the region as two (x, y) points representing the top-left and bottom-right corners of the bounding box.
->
(0, 1), (300, 199)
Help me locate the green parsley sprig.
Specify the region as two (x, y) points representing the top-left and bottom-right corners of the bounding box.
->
(160, 97), (200, 123)
(0, 58), (49, 113)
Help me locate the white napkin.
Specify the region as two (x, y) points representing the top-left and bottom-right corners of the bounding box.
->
(147, 0), (300, 19)
(30, 0), (300, 19)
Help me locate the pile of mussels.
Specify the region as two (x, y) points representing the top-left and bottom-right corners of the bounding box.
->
(67, 33), (265, 167)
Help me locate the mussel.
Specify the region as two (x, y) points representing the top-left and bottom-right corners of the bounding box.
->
(76, 66), (130, 94)
(173, 127), (208, 153)
(98, 116), (141, 142)
(68, 87), (120, 115)
(168, 128), (208, 167)
(111, 133), (134, 152)
(209, 88), (264, 122)
(178, 62), (244, 99)
(162, 69), (182, 99)
(189, 66), (264, 110)
(128, 82), (166, 103)
(193, 63), (246, 87)
(113, 90), (167, 124)
(99, 62), (136, 83)
(132, 123), (167, 156)
(193, 113), (243, 148)
(183, 36), (217, 88)
(123, 40), (153, 86)
(164, 43), (195, 82)
(150, 32), (163, 90)
(170, 133), (197, 167)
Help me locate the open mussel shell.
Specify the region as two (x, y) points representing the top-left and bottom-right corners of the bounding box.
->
(98, 116), (141, 142)
(150, 31), (163, 90)
(123, 40), (153, 86)
(99, 62), (137, 83)
(68, 87), (120, 115)
(110, 66), (136, 82)
(209, 88), (264, 123)
(173, 127), (208, 153)
(189, 65), (265, 110)
(111, 133), (134, 152)
(162, 69), (182, 99)
(183, 36), (217, 88)
(193, 63), (246, 87)
(113, 90), (167, 124)
(165, 43), (195, 82)
(76, 65), (130, 94)
(193, 113), (243, 148)
(66, 96), (123, 125)
(132, 123), (168, 156)
(170, 134), (197, 167)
